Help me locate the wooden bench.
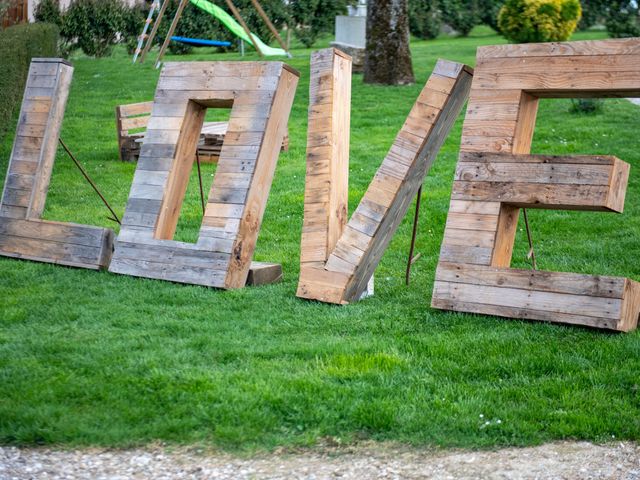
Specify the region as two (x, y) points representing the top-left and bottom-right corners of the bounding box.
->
(116, 101), (289, 162)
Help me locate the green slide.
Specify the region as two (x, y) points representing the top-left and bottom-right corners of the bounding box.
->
(189, 0), (287, 56)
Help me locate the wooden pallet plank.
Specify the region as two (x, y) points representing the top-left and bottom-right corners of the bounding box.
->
(298, 57), (473, 304)
(111, 61), (299, 289)
(433, 38), (640, 331)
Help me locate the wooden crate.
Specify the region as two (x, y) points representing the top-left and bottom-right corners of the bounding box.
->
(431, 38), (640, 332)
(109, 61), (299, 289)
(0, 58), (114, 270)
(297, 48), (473, 304)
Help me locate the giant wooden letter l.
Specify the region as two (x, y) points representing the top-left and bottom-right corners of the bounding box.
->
(0, 58), (113, 269)
(110, 62), (298, 288)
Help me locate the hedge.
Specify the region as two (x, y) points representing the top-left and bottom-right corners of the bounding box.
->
(0, 23), (59, 141)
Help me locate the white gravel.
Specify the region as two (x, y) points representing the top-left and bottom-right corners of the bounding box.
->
(1, 441), (639, 479)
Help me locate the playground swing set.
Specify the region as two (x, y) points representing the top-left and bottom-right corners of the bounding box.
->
(1, 37), (639, 333)
(132, 0), (291, 68)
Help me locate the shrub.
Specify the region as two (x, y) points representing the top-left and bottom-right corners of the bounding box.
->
(61, 0), (126, 57)
(440, 0), (480, 36)
(570, 99), (604, 114)
(605, 0), (640, 38)
(34, 0), (63, 26)
(289, 0), (347, 48)
(478, 0), (505, 32)
(0, 23), (59, 140)
(578, 0), (607, 29)
(498, 0), (582, 43)
(409, 0), (442, 39)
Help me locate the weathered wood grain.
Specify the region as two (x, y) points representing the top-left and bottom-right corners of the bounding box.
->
(433, 38), (640, 332)
(0, 59), (114, 271)
(297, 53), (473, 304)
(110, 61), (299, 289)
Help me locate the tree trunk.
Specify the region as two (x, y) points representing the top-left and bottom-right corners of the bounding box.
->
(364, 0), (415, 85)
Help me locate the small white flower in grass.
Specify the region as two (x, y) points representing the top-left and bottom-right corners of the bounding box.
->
(479, 414), (484, 418)
(496, 419), (502, 424)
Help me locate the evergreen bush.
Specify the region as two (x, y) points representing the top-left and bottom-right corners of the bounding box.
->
(409, 0), (442, 39)
(605, 0), (640, 38)
(61, 0), (126, 57)
(0, 23), (59, 139)
(498, 0), (581, 43)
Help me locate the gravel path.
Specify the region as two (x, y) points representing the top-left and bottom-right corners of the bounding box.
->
(1, 441), (639, 480)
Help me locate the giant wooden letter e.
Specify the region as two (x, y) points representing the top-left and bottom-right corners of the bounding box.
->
(432, 39), (640, 332)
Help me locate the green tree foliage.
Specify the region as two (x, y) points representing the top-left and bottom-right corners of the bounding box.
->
(478, 0), (505, 32)
(605, 0), (640, 38)
(289, 0), (347, 47)
(34, 0), (63, 26)
(408, 0), (442, 39)
(439, 0), (480, 36)
(0, 23), (59, 139)
(578, 0), (607, 29)
(498, 0), (581, 43)
(61, 0), (126, 57)
(409, 0), (505, 38)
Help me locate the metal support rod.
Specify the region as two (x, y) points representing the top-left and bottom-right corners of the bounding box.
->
(223, 0), (264, 57)
(195, 151), (206, 215)
(405, 185), (422, 286)
(58, 138), (121, 225)
(155, 0), (189, 68)
(523, 208), (537, 270)
(248, 0), (290, 56)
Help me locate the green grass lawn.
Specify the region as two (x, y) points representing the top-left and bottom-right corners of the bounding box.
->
(1, 27), (639, 451)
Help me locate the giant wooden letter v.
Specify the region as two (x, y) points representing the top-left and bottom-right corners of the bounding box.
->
(297, 49), (472, 304)
(110, 62), (298, 288)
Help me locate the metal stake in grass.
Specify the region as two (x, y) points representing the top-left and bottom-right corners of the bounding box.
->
(58, 138), (121, 225)
(405, 186), (423, 286)
(523, 208), (536, 270)
(195, 150), (206, 215)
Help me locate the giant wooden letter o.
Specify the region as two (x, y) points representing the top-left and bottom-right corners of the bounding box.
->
(110, 62), (298, 288)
